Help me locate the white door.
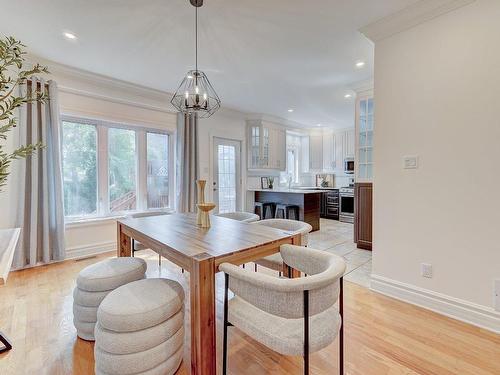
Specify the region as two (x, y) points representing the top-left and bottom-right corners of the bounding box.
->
(213, 138), (241, 214)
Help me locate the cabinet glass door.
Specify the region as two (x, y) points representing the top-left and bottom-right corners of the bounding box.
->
(358, 98), (374, 180)
(251, 126), (260, 168)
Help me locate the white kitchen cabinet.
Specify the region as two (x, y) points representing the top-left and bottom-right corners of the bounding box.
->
(247, 120), (286, 171)
(308, 134), (323, 171)
(322, 130), (336, 171)
(355, 94), (374, 182)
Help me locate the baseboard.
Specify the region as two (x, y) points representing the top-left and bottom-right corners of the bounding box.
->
(65, 241), (116, 260)
(370, 274), (500, 334)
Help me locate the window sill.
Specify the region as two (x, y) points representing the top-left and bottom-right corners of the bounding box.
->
(65, 215), (126, 229)
(65, 209), (175, 229)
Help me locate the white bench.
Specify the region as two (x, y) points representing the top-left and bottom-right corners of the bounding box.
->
(0, 228), (21, 285)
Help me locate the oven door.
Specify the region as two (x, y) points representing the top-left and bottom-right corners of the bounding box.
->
(339, 193), (355, 223)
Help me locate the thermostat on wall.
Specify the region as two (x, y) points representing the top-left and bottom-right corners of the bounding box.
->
(403, 155), (419, 169)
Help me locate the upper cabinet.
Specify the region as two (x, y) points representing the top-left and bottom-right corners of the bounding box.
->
(247, 120), (286, 171)
(356, 94), (374, 182)
(307, 128), (354, 173)
(309, 133), (323, 171)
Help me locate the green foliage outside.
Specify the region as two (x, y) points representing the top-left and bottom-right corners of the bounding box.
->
(62, 121), (97, 216)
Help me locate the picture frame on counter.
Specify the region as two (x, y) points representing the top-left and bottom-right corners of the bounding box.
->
(261, 177), (270, 189)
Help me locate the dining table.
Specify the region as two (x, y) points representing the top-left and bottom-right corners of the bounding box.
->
(116, 212), (302, 375)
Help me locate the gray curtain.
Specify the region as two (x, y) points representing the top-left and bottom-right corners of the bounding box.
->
(175, 112), (199, 213)
(13, 79), (65, 268)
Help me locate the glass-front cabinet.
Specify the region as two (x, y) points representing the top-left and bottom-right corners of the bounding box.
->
(247, 120), (286, 171)
(356, 94), (374, 182)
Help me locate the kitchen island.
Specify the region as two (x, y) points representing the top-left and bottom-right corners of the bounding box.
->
(248, 188), (322, 231)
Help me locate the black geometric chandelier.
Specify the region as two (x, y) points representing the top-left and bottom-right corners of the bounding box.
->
(171, 0), (221, 118)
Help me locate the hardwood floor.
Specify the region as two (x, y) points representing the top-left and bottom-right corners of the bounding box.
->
(0, 249), (498, 375)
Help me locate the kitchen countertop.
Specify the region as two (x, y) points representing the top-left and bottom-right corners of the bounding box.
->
(248, 188), (324, 194)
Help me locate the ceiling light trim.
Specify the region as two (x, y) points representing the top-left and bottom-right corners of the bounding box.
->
(359, 0), (476, 42)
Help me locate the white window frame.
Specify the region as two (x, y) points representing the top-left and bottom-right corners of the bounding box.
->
(61, 115), (174, 223)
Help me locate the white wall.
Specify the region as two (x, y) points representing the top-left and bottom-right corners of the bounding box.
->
(372, 0), (500, 327)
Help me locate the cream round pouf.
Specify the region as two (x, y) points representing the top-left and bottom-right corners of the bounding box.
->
(73, 257), (147, 341)
(95, 278), (185, 375)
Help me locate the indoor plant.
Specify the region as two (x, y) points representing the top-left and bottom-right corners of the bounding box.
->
(0, 36), (48, 192)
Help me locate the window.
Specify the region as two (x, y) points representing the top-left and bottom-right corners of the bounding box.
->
(61, 117), (172, 221)
(147, 132), (169, 209)
(62, 121), (98, 218)
(109, 128), (137, 212)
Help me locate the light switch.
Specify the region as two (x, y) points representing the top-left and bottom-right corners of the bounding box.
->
(403, 156), (419, 169)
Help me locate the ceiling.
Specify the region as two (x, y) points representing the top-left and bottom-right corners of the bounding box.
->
(1, 0), (418, 129)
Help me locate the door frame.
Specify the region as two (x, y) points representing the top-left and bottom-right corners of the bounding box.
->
(212, 137), (242, 213)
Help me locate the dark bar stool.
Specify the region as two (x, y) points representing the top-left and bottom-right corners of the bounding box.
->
(254, 202), (276, 220)
(275, 204), (300, 220)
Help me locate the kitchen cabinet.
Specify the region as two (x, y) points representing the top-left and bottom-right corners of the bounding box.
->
(322, 131), (336, 171)
(354, 182), (372, 250)
(355, 94), (374, 182)
(308, 134), (323, 171)
(247, 120), (286, 171)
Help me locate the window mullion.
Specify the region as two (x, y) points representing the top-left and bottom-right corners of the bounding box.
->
(98, 125), (109, 216)
(137, 130), (147, 211)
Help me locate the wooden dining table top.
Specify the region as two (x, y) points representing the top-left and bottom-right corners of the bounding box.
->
(118, 213), (294, 265)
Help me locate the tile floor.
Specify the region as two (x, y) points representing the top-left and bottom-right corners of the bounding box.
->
(309, 218), (372, 287)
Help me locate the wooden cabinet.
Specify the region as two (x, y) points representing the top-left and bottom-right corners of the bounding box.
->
(247, 120), (286, 171)
(354, 182), (372, 250)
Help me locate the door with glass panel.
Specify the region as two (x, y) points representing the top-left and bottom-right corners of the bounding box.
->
(213, 138), (241, 214)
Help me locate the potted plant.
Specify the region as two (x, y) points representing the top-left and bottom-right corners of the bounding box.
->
(0, 36), (48, 192)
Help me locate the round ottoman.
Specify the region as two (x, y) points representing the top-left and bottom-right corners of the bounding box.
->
(95, 278), (185, 375)
(73, 257), (147, 341)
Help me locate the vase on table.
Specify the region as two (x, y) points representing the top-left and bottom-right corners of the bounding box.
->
(196, 180), (206, 225)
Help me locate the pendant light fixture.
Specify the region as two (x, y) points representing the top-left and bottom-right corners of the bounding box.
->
(171, 0), (221, 118)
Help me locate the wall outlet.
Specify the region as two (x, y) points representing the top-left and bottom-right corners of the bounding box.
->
(421, 263), (433, 278)
(403, 155), (419, 169)
(495, 279), (500, 312)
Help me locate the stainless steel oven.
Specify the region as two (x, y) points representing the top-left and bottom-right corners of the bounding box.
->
(339, 187), (354, 223)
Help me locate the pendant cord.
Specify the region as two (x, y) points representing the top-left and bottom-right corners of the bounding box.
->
(195, 6), (198, 73)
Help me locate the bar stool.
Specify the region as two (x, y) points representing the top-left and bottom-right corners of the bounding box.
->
(275, 204), (300, 220)
(254, 202), (276, 220)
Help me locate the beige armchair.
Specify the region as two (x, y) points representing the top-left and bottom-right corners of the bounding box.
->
(252, 219), (313, 274)
(216, 211), (260, 223)
(220, 244), (346, 375)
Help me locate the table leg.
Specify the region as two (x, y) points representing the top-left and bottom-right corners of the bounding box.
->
(117, 223), (132, 257)
(190, 257), (216, 375)
(284, 234), (302, 278)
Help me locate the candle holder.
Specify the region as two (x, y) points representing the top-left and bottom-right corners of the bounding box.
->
(196, 180), (206, 225)
(196, 203), (216, 228)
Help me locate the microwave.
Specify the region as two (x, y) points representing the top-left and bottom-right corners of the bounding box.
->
(344, 158), (354, 174)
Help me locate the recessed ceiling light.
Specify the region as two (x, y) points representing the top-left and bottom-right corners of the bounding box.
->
(317, 124), (322, 127)
(344, 93), (353, 99)
(63, 31), (77, 40)
(355, 61), (365, 68)
(287, 109), (294, 113)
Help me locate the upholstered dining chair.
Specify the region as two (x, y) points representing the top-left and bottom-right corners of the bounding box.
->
(216, 211), (260, 223)
(220, 245), (346, 375)
(252, 219), (312, 274)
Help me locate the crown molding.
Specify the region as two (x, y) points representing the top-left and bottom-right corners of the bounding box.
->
(359, 0), (476, 42)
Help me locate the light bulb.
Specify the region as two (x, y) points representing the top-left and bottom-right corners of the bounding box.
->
(195, 86), (199, 94)
(203, 93), (207, 100)
(185, 91), (189, 99)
